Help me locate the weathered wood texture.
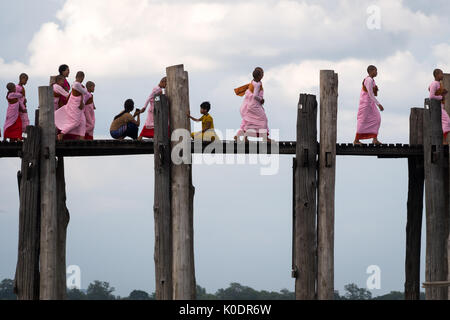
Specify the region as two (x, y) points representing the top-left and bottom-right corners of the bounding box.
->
(443, 74), (450, 119)
(294, 94), (318, 300)
(166, 65), (196, 300)
(423, 98), (449, 300)
(317, 70), (338, 300)
(14, 126), (41, 300)
(405, 108), (425, 300)
(38, 86), (59, 300)
(56, 157), (70, 300)
(153, 94), (173, 300)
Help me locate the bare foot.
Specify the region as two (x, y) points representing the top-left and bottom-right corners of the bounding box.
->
(372, 139), (382, 145)
(57, 134), (64, 141)
(138, 136), (143, 141)
(353, 140), (363, 145)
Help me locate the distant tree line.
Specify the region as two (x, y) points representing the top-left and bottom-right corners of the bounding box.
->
(0, 278), (425, 300)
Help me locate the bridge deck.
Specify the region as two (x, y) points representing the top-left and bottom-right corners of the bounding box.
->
(0, 140), (426, 158)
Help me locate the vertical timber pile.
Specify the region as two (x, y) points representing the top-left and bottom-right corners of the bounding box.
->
(153, 94), (173, 300)
(405, 108), (425, 300)
(166, 65), (196, 300)
(48, 76), (70, 299)
(293, 94), (318, 300)
(38, 86), (59, 300)
(14, 126), (41, 300)
(318, 70), (338, 300)
(56, 157), (70, 300)
(444, 73), (450, 299)
(443, 74), (450, 119)
(423, 98), (449, 300)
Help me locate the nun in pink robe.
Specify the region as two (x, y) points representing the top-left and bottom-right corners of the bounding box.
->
(84, 92), (95, 140)
(53, 83), (70, 110)
(54, 82), (89, 139)
(355, 77), (382, 141)
(139, 86), (163, 139)
(236, 81), (269, 138)
(3, 92), (25, 140)
(429, 80), (450, 138)
(16, 84), (29, 133)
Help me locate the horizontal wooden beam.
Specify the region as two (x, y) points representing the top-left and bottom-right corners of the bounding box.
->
(0, 140), (427, 158)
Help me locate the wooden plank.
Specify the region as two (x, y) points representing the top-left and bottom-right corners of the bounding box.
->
(38, 86), (59, 300)
(294, 94), (318, 300)
(153, 94), (173, 300)
(317, 70), (338, 300)
(14, 126), (41, 300)
(423, 98), (449, 300)
(405, 108), (425, 300)
(166, 65), (196, 300)
(56, 157), (70, 300)
(423, 281), (450, 288)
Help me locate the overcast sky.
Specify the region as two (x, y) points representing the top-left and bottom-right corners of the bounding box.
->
(1, 0), (449, 297)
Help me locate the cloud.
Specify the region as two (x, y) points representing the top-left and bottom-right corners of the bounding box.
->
(0, 0), (446, 79)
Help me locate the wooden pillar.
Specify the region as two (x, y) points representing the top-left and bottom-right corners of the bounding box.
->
(423, 98), (449, 300)
(444, 73), (450, 299)
(38, 86), (59, 300)
(317, 70), (338, 300)
(405, 108), (425, 300)
(293, 94), (318, 300)
(56, 157), (70, 300)
(443, 74), (450, 117)
(166, 65), (196, 300)
(14, 126), (41, 300)
(153, 94), (173, 300)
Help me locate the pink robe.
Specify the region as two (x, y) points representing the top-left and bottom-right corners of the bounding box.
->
(53, 83), (70, 110)
(236, 81), (269, 137)
(59, 79), (71, 107)
(429, 80), (450, 135)
(84, 93), (95, 137)
(356, 77), (381, 139)
(142, 86), (163, 129)
(3, 92), (25, 137)
(16, 84), (29, 132)
(54, 82), (89, 136)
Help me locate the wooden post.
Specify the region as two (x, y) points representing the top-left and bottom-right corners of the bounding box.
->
(14, 126), (41, 300)
(317, 70), (338, 300)
(153, 94), (173, 300)
(294, 94), (318, 300)
(56, 157), (70, 300)
(423, 98), (449, 300)
(166, 65), (196, 300)
(405, 108), (425, 300)
(443, 74), (450, 118)
(38, 86), (59, 300)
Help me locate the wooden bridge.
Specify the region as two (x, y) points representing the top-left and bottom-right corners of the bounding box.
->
(0, 140), (425, 158)
(1, 65), (449, 301)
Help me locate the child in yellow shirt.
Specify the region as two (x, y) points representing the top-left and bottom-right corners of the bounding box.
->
(187, 101), (219, 142)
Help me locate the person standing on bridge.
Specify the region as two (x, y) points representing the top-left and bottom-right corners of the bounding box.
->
(3, 83), (26, 142)
(16, 73), (29, 133)
(354, 65), (384, 146)
(138, 77), (167, 141)
(84, 81), (96, 140)
(429, 68), (450, 145)
(55, 71), (89, 141)
(57, 64), (71, 108)
(234, 67), (271, 142)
